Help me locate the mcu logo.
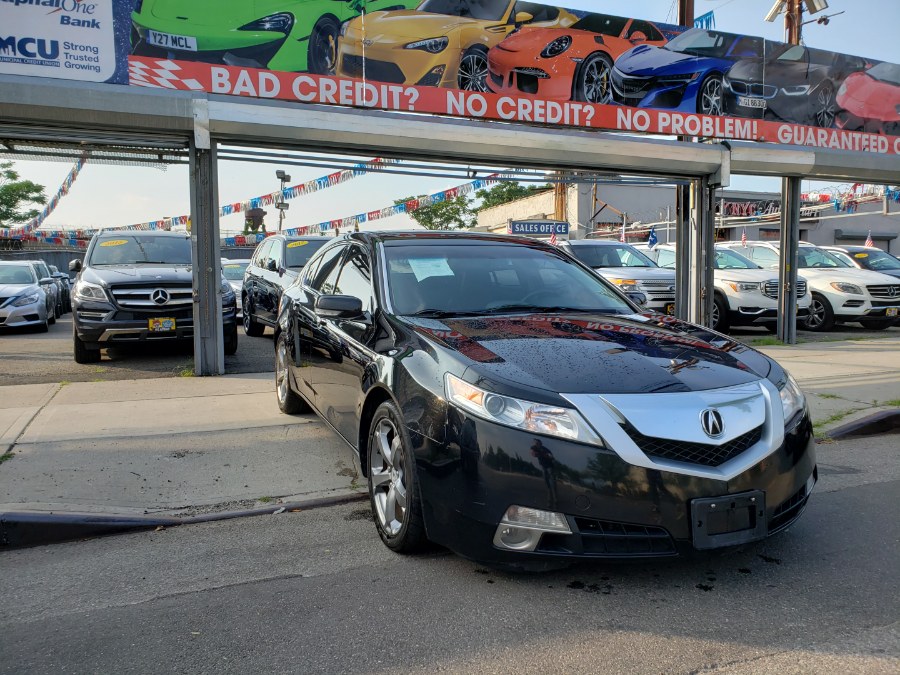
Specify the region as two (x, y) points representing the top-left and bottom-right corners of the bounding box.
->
(0, 35), (60, 62)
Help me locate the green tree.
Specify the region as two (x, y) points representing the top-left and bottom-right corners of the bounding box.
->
(474, 181), (552, 211)
(396, 195), (475, 230)
(0, 161), (47, 227)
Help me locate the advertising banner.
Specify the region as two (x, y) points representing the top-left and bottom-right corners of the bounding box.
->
(2, 1), (899, 155)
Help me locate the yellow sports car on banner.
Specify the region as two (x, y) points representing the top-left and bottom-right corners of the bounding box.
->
(337, 0), (576, 90)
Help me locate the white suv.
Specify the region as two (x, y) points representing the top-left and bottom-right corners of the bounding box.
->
(636, 243), (812, 332)
(557, 240), (676, 314)
(719, 241), (900, 331)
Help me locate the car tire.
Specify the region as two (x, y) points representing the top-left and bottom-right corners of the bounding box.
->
(813, 83), (836, 128)
(574, 52), (613, 104)
(242, 297), (265, 337)
(275, 332), (311, 414)
(74, 333), (101, 363)
(35, 317), (50, 333)
(308, 16), (339, 75)
(712, 294), (730, 332)
(458, 47), (489, 92)
(697, 73), (723, 116)
(48, 311), (56, 325)
(859, 319), (893, 330)
(802, 293), (835, 332)
(367, 400), (428, 553)
(224, 323), (239, 355)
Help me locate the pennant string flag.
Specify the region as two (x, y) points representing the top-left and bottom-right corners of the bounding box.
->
(0, 156), (86, 238)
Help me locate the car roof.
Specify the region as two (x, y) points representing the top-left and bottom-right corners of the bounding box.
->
(96, 230), (189, 238)
(352, 231), (558, 248)
(562, 239), (629, 246)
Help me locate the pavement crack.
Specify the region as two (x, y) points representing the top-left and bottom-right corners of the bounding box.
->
(5, 383), (63, 455)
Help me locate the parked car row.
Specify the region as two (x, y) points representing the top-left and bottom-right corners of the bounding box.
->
(269, 231), (818, 568)
(0, 258), (71, 333)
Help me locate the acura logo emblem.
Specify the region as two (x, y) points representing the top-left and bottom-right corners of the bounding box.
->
(700, 408), (725, 438)
(151, 289), (170, 305)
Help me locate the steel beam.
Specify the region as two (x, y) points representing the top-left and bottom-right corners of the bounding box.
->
(777, 177), (801, 344)
(189, 138), (224, 376)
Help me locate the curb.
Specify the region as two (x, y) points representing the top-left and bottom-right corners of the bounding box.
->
(827, 408), (900, 439)
(0, 491), (368, 549)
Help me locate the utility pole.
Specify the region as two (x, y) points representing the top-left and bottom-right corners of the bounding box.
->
(554, 173), (567, 223)
(786, 0), (802, 44)
(677, 0), (694, 27)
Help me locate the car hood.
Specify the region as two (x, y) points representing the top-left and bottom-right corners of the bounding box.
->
(148, 0), (293, 28)
(594, 267), (675, 282)
(715, 268), (777, 282)
(796, 267), (899, 284)
(349, 10), (486, 40)
(405, 313), (771, 395)
(0, 283), (40, 298)
(838, 72), (900, 121)
(82, 264), (193, 286)
(615, 44), (726, 76)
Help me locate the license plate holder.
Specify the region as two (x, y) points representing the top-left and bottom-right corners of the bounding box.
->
(665, 303), (675, 315)
(738, 96), (766, 109)
(149, 317), (176, 332)
(147, 30), (198, 52)
(887, 308), (898, 318)
(691, 490), (766, 550)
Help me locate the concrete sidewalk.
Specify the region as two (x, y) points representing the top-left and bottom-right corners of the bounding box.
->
(1, 337), (898, 532)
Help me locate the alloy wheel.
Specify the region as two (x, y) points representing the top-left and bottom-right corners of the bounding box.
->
(458, 52), (488, 92)
(582, 57), (612, 103)
(369, 418), (408, 536)
(700, 77), (723, 116)
(806, 298), (825, 329)
(276, 338), (289, 405)
(711, 301), (720, 329)
(814, 85), (835, 128)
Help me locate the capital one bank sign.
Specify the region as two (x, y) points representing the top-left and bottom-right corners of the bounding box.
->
(0, 0), (115, 81)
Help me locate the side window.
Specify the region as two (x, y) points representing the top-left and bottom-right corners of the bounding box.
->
(310, 244), (346, 293)
(268, 240), (284, 269)
(253, 240), (272, 268)
(731, 36), (764, 58)
(656, 249), (676, 268)
(302, 249), (326, 286)
(628, 20), (661, 42)
(333, 246), (374, 314)
(751, 247), (779, 268)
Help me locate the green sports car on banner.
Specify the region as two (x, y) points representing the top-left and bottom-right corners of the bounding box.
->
(130, 0), (418, 74)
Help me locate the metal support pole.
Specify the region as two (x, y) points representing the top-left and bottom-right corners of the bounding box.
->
(675, 178), (715, 326)
(189, 137), (224, 376)
(674, 184), (692, 319)
(777, 176), (801, 345)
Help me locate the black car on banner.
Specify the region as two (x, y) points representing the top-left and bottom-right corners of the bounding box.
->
(723, 44), (869, 127)
(242, 235), (330, 336)
(275, 232), (816, 568)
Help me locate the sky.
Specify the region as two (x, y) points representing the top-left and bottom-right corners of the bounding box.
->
(8, 0), (900, 235)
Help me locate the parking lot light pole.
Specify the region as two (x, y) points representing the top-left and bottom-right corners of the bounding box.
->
(275, 170), (291, 232)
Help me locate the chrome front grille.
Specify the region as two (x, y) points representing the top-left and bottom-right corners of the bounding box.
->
(625, 424), (764, 468)
(611, 69), (650, 99)
(729, 80), (777, 98)
(762, 279), (807, 299)
(637, 280), (675, 301)
(866, 284), (900, 300)
(110, 284), (193, 309)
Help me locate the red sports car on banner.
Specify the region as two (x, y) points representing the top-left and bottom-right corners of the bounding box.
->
(835, 62), (900, 136)
(487, 13), (669, 103)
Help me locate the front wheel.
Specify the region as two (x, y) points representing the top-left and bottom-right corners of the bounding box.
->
(74, 333), (101, 363)
(242, 297), (265, 337)
(275, 333), (310, 414)
(697, 74), (723, 116)
(813, 83), (836, 128)
(308, 16), (339, 75)
(458, 48), (488, 92)
(368, 401), (427, 553)
(224, 323), (239, 355)
(802, 293), (835, 332)
(712, 295), (730, 332)
(574, 52), (613, 104)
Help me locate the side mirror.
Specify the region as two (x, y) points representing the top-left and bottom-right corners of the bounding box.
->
(514, 11), (533, 24)
(278, 266), (286, 277)
(266, 259), (278, 272)
(630, 31), (647, 43)
(315, 294), (364, 319)
(626, 291), (647, 306)
(39, 277), (54, 285)
(69, 259), (82, 272)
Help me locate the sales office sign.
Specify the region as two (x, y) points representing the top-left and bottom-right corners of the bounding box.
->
(0, 0), (116, 82)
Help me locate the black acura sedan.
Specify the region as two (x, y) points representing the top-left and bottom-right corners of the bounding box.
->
(275, 232), (816, 568)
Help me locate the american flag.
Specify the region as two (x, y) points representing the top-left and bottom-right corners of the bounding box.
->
(741, 227), (748, 246)
(549, 231), (558, 246)
(865, 230), (875, 247)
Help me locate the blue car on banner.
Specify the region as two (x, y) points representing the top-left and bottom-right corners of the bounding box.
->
(611, 28), (779, 116)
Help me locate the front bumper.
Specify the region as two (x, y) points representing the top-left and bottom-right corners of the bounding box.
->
(415, 405), (816, 566)
(486, 50), (573, 100)
(337, 37), (460, 87)
(0, 300), (46, 328)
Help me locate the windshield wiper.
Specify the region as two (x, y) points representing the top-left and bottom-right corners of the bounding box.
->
(464, 305), (601, 315)
(405, 309), (460, 318)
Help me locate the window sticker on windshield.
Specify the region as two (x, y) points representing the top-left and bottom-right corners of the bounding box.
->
(287, 241), (309, 248)
(224, 264), (241, 268)
(99, 239), (128, 247)
(854, 253), (869, 258)
(407, 257), (454, 281)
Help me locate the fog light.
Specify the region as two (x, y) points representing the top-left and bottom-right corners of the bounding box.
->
(493, 505), (571, 552)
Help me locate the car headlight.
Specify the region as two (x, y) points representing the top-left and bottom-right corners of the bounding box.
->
(782, 84), (810, 96)
(340, 20), (349, 37)
(404, 37), (448, 53)
(73, 280), (108, 302)
(220, 278), (236, 299)
(445, 374), (605, 447)
(724, 280), (760, 292)
(540, 35), (571, 58)
(657, 72), (700, 85)
(12, 292), (41, 307)
(778, 372), (806, 422)
(239, 13), (293, 32)
(611, 278), (639, 292)
(830, 282), (863, 294)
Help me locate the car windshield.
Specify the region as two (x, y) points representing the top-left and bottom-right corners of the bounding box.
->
(384, 242), (634, 316)
(567, 244), (656, 268)
(848, 249), (900, 271)
(866, 62), (900, 85)
(0, 264), (36, 284)
(417, 0), (509, 21)
(88, 235), (192, 265)
(222, 261), (249, 280)
(663, 28), (732, 58)
(797, 247), (847, 269)
(715, 249), (759, 270)
(571, 14), (629, 36)
(286, 240), (329, 269)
